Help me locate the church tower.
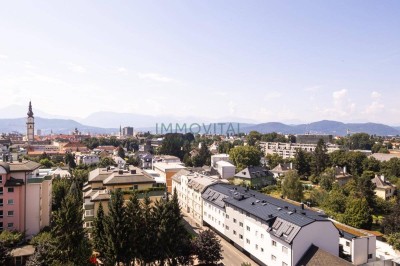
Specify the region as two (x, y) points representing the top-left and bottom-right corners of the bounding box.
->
(26, 101), (35, 142)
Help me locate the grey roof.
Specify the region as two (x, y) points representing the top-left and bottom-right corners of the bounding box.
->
(171, 169), (191, 183)
(234, 166), (272, 179)
(9, 161), (41, 172)
(202, 183), (330, 243)
(0, 162), (10, 173)
(296, 244), (352, 266)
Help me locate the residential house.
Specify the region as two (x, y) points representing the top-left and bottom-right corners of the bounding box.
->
(232, 166), (274, 188)
(334, 166), (352, 186)
(0, 160), (52, 237)
(76, 154), (100, 166)
(172, 169), (222, 225)
(372, 175), (396, 200)
(153, 162), (186, 193)
(201, 183), (340, 266)
(270, 163), (294, 178)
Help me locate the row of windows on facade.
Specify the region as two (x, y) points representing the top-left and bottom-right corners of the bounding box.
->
(0, 222), (14, 230)
(0, 198), (15, 206)
(0, 187), (15, 194)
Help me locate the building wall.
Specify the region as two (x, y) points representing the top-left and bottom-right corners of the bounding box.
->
(25, 184), (40, 236)
(292, 222), (339, 265)
(352, 236), (376, 265)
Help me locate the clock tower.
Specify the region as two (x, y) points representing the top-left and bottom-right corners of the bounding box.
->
(26, 101), (35, 142)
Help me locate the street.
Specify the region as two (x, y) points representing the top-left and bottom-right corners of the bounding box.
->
(182, 215), (258, 266)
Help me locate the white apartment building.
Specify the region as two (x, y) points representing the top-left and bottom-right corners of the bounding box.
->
(172, 170), (221, 225)
(260, 142), (341, 159)
(76, 154), (100, 166)
(202, 184), (340, 266)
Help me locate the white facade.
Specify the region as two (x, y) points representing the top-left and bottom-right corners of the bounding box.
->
(76, 154), (100, 165)
(215, 161), (236, 179)
(260, 142), (341, 159)
(211, 154), (230, 168)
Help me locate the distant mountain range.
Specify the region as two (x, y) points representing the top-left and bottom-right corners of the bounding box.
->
(0, 117), (399, 136)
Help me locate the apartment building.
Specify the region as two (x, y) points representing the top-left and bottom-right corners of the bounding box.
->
(0, 160), (52, 237)
(153, 162), (186, 193)
(201, 183), (340, 266)
(83, 165), (165, 236)
(260, 142), (341, 159)
(171, 170), (222, 225)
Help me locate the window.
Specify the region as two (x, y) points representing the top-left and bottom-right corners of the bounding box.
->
(0, 210), (3, 218)
(233, 230), (237, 235)
(255, 230), (258, 236)
(256, 244), (258, 250)
(226, 214), (229, 219)
(239, 234), (243, 239)
(368, 254), (373, 259)
(85, 210), (94, 216)
(271, 255), (276, 261)
(233, 218), (237, 223)
(7, 223), (13, 228)
(0, 176), (2, 183)
(272, 240), (277, 247)
(246, 239), (250, 244)
(346, 241), (350, 247)
(133, 184), (138, 190)
(85, 221), (93, 228)
(261, 233), (264, 239)
(246, 226), (250, 231)
(239, 222), (243, 227)
(0, 187), (2, 194)
(7, 187), (14, 193)
(0, 199), (3, 206)
(7, 199), (14, 205)
(261, 248), (264, 252)
(282, 246), (288, 254)
(225, 225), (229, 230)
(7, 211), (14, 217)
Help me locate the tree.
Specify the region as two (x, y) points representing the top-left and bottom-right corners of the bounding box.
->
(0, 241), (10, 265)
(382, 202), (400, 234)
(51, 183), (91, 265)
(319, 168), (336, 191)
(349, 133), (374, 150)
(281, 171), (303, 202)
(382, 158), (400, 178)
(294, 149), (311, 177)
(218, 141), (234, 154)
(124, 193), (142, 265)
(266, 153), (284, 169)
(387, 232), (400, 251)
(0, 230), (24, 247)
(193, 230), (223, 265)
(322, 184), (347, 215)
(342, 197), (373, 229)
(93, 203), (107, 259)
(346, 151), (367, 176)
(52, 177), (72, 212)
(39, 158), (54, 168)
(311, 139), (328, 176)
(117, 146), (125, 159)
(64, 152), (77, 169)
(103, 189), (129, 265)
(246, 131), (262, 146)
(27, 232), (55, 266)
(138, 195), (157, 265)
(98, 157), (115, 168)
(229, 146), (262, 171)
(158, 133), (186, 160)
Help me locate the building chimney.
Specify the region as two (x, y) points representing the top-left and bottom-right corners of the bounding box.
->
(300, 203), (304, 210)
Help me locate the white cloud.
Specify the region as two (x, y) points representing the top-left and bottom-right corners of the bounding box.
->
(364, 101), (385, 115)
(67, 63), (87, 73)
(322, 89), (356, 118)
(117, 67), (127, 73)
(0, 54), (8, 59)
(137, 72), (175, 83)
(263, 91), (282, 100)
(371, 91), (381, 100)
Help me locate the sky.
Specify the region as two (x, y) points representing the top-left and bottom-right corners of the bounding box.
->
(0, 1), (400, 125)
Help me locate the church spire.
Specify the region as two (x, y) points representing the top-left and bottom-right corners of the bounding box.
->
(27, 101), (34, 117)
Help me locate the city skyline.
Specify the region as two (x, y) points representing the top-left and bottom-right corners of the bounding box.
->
(1, 1), (399, 124)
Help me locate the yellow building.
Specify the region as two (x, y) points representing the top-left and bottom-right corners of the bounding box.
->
(83, 165), (166, 236)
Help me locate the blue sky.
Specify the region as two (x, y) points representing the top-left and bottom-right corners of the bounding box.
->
(0, 1), (399, 124)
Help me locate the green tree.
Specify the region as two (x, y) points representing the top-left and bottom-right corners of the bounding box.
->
(103, 189), (129, 265)
(218, 141), (234, 154)
(382, 202), (400, 234)
(311, 139), (328, 176)
(281, 171), (303, 202)
(266, 153), (284, 170)
(193, 229), (222, 265)
(294, 149), (311, 177)
(322, 184), (347, 215)
(124, 193), (142, 265)
(387, 232), (400, 251)
(0, 230), (24, 248)
(0, 241), (10, 266)
(39, 158), (54, 168)
(93, 203), (107, 259)
(159, 133), (186, 160)
(382, 158), (400, 178)
(246, 131), (262, 146)
(319, 168), (336, 191)
(346, 151), (367, 176)
(342, 197), (373, 229)
(117, 146), (126, 159)
(349, 133), (374, 150)
(98, 157), (115, 168)
(138, 195), (157, 265)
(64, 152), (77, 169)
(52, 177), (72, 212)
(51, 183), (91, 265)
(229, 146), (262, 171)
